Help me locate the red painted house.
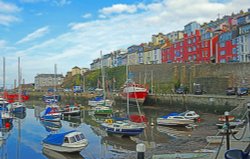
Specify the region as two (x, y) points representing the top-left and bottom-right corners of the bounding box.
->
(217, 30), (238, 63)
(183, 30), (201, 63)
(200, 31), (219, 63)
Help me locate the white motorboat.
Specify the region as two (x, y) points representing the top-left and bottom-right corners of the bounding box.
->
(42, 130), (88, 152)
(157, 115), (194, 126)
(179, 110), (200, 120)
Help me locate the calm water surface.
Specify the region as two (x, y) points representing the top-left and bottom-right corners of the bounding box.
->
(0, 102), (218, 159)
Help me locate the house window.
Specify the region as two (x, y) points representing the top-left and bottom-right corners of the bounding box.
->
(202, 41), (204, 48)
(188, 39), (191, 44)
(220, 50), (226, 55)
(193, 37), (196, 43)
(193, 46), (196, 51)
(220, 59), (226, 63)
(232, 39), (237, 45)
(180, 42), (183, 46)
(193, 55), (197, 60)
(220, 42), (225, 47)
(188, 47), (192, 52)
(232, 48), (237, 54)
(188, 56), (192, 60)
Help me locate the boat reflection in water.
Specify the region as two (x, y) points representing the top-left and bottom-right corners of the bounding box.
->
(101, 135), (137, 151)
(40, 120), (62, 132)
(42, 148), (84, 159)
(13, 111), (27, 119)
(156, 125), (192, 138)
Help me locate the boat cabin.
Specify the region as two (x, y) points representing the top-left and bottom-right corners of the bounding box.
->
(64, 132), (86, 144)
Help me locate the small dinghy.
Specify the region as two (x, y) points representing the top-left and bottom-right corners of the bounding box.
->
(42, 130), (88, 153)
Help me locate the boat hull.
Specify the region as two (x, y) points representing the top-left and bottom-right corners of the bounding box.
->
(101, 124), (144, 136)
(94, 109), (113, 115)
(62, 111), (80, 116)
(42, 142), (88, 153)
(157, 118), (194, 126)
(120, 91), (147, 104)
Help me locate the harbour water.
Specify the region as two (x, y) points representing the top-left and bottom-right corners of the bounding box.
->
(0, 102), (220, 159)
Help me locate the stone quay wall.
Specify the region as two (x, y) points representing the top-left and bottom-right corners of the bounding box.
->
(129, 63), (250, 95)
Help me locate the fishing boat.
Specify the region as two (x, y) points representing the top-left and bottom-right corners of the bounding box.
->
(157, 113), (194, 126)
(120, 80), (148, 104)
(62, 104), (80, 116)
(42, 130), (88, 152)
(40, 106), (61, 122)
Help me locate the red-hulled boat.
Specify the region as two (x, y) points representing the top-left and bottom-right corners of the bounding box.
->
(120, 80), (148, 104)
(3, 91), (29, 103)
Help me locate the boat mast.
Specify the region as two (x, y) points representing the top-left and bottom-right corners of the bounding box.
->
(3, 57), (5, 91)
(54, 64), (57, 102)
(100, 51), (106, 100)
(18, 57), (21, 102)
(126, 54), (129, 117)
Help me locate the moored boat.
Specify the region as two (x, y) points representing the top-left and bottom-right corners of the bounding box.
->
(157, 113), (194, 126)
(62, 104), (80, 116)
(40, 106), (61, 122)
(178, 110), (200, 120)
(93, 106), (113, 115)
(101, 120), (144, 136)
(42, 130), (88, 152)
(120, 80), (148, 105)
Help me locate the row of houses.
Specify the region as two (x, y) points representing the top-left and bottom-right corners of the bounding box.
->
(90, 8), (250, 70)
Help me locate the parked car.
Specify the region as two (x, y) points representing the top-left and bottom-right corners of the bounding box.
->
(226, 87), (236, 95)
(237, 87), (249, 96)
(175, 87), (185, 94)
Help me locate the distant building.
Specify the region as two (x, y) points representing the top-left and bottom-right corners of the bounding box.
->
(237, 9), (250, 62)
(71, 66), (81, 76)
(34, 74), (64, 90)
(152, 33), (166, 45)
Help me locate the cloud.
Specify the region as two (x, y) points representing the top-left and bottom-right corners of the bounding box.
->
(53, 0), (71, 7)
(0, 1), (21, 13)
(82, 13), (92, 19)
(17, 26), (50, 44)
(0, 1), (21, 26)
(0, 40), (7, 48)
(99, 4), (139, 16)
(20, 0), (48, 3)
(0, 14), (20, 26)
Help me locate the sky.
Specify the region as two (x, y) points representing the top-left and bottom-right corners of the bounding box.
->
(0, 0), (250, 87)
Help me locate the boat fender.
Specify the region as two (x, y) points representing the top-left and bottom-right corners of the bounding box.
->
(105, 119), (113, 124)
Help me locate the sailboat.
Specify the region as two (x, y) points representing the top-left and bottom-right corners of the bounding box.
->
(0, 57), (13, 123)
(40, 64), (61, 121)
(11, 57), (26, 113)
(92, 51), (113, 115)
(100, 55), (145, 136)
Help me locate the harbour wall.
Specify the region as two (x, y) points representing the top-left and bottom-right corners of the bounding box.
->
(128, 63), (250, 95)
